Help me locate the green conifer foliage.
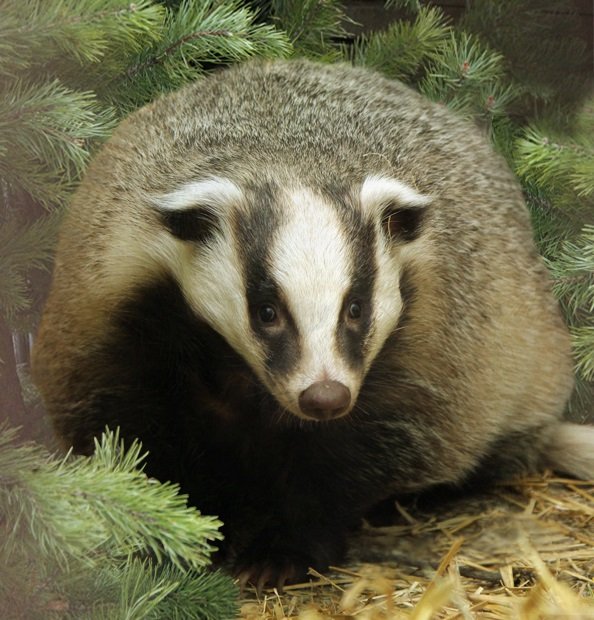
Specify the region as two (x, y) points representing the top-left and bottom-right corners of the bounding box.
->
(459, 0), (590, 117)
(268, 0), (348, 59)
(514, 100), (594, 417)
(0, 426), (238, 619)
(242, 0), (349, 59)
(90, 0), (291, 112)
(352, 5), (450, 80)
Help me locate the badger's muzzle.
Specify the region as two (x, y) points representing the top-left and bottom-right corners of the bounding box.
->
(298, 380), (351, 420)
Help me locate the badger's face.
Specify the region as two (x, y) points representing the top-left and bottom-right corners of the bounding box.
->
(153, 175), (429, 421)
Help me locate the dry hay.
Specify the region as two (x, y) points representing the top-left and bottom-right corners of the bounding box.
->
(240, 475), (594, 619)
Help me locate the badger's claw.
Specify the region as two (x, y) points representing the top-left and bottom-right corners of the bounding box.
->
(235, 553), (311, 594)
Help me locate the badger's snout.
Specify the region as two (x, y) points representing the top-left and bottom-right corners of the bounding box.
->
(298, 380), (351, 420)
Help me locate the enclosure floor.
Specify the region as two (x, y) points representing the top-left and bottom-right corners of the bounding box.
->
(240, 476), (594, 619)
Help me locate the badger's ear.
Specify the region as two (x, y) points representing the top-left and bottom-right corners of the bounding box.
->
(152, 177), (242, 243)
(360, 175), (431, 244)
(380, 202), (426, 243)
(158, 207), (220, 243)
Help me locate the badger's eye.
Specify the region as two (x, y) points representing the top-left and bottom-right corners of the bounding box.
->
(258, 304), (278, 324)
(347, 301), (362, 320)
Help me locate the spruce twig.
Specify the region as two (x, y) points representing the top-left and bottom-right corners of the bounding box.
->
(0, 210), (61, 320)
(0, 79), (115, 206)
(0, 0), (165, 72)
(0, 426), (237, 619)
(272, 0), (348, 59)
(352, 5), (450, 80)
(97, 0), (290, 112)
(1, 426), (223, 570)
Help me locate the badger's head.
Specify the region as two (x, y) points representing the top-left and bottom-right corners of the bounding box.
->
(152, 174), (430, 422)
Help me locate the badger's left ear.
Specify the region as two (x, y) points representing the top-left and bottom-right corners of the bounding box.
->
(360, 175), (431, 244)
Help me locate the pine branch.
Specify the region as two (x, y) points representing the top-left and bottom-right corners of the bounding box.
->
(271, 0), (348, 59)
(459, 0), (590, 117)
(419, 30), (512, 118)
(0, 79), (115, 206)
(515, 126), (594, 199)
(61, 560), (238, 620)
(0, 210), (61, 321)
(96, 0), (291, 112)
(384, 0), (421, 11)
(0, 0), (165, 75)
(572, 327), (594, 383)
(352, 5), (450, 81)
(1, 427), (223, 570)
(426, 31), (505, 86)
(354, 8), (520, 122)
(143, 566), (239, 620)
(515, 102), (594, 410)
(546, 225), (594, 322)
(516, 126), (594, 195)
(0, 426), (237, 619)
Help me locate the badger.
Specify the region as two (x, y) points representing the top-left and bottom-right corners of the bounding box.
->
(33, 59), (594, 589)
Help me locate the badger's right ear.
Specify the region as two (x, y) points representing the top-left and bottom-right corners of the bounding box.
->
(360, 175), (431, 244)
(152, 177), (242, 243)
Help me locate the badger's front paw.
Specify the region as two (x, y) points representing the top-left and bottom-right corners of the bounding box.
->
(234, 548), (314, 593)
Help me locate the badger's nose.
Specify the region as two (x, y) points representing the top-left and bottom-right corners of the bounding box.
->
(299, 381), (351, 420)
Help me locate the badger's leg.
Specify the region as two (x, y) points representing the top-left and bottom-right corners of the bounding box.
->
(233, 518), (347, 592)
(193, 433), (357, 591)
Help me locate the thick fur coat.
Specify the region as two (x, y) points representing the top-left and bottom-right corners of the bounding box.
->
(33, 60), (593, 588)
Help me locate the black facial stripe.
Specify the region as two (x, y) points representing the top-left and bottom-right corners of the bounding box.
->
(393, 263), (417, 335)
(159, 207), (220, 243)
(235, 181), (300, 376)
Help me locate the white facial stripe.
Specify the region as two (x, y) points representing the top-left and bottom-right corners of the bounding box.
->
(149, 178), (265, 374)
(365, 247), (403, 365)
(174, 222), (266, 372)
(360, 175), (432, 211)
(153, 177), (243, 212)
(270, 188), (357, 395)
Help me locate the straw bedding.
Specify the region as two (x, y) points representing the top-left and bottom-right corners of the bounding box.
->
(240, 475), (594, 619)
